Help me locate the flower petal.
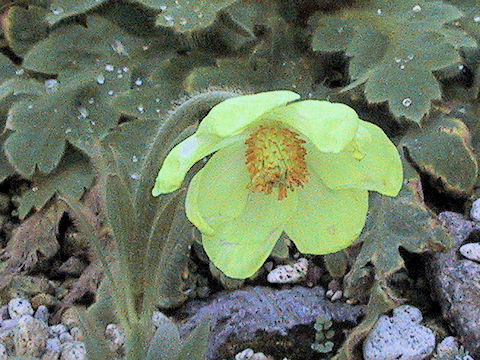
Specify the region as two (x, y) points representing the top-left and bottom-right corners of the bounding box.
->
(262, 100), (360, 153)
(152, 132), (240, 196)
(284, 174), (368, 254)
(202, 192), (297, 278)
(308, 120), (403, 196)
(185, 142), (250, 235)
(198, 90), (301, 137)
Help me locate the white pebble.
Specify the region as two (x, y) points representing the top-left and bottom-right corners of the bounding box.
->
(8, 298), (34, 319)
(470, 198), (480, 222)
(459, 243), (480, 262)
(267, 258), (308, 284)
(236, 348), (254, 360)
(330, 290), (343, 302)
(326, 289), (334, 299)
(34, 305), (50, 323)
(61, 341), (87, 360)
(49, 324), (68, 337)
(46, 337), (62, 352)
(59, 331), (74, 343)
(0, 344), (6, 360)
(1, 319), (18, 329)
(14, 315), (48, 357)
(105, 324), (125, 352)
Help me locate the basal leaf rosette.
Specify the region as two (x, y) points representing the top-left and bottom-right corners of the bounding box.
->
(152, 91), (403, 278)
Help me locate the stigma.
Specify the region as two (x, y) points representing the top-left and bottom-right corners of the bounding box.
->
(245, 125), (309, 200)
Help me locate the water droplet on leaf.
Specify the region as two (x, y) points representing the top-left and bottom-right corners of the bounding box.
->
(96, 74), (105, 84)
(44, 79), (58, 93)
(402, 98), (412, 107)
(105, 64), (114, 72)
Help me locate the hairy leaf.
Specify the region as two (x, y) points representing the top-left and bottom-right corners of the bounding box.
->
(3, 6), (48, 56)
(402, 115), (478, 196)
(2, 203), (62, 272)
(17, 152), (94, 219)
(46, 0), (110, 25)
(311, 0), (468, 123)
(152, 0), (238, 32)
(146, 315), (181, 360)
(344, 155), (452, 296)
(176, 320), (210, 360)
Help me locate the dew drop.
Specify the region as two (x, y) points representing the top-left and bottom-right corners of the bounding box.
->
(155, 109), (161, 114)
(407, 54), (414, 60)
(137, 106), (145, 113)
(65, 128), (72, 134)
(130, 173), (140, 180)
(412, 5), (422, 12)
(77, 107), (89, 119)
(96, 74), (105, 84)
(44, 79), (59, 93)
(400, 64), (405, 70)
(132, 155), (138, 163)
(164, 15), (174, 25)
(376, 8), (382, 15)
(160, 5), (167, 11)
(402, 98), (412, 107)
(394, 57), (402, 63)
(155, 98), (161, 103)
(88, 98), (95, 104)
(179, 17), (187, 25)
(27, 104), (33, 109)
(15, 69), (24, 76)
(337, 27), (344, 33)
(458, 64), (465, 70)
(51, 7), (64, 15)
(117, 74), (124, 79)
(474, 16), (480, 22)
(107, 90), (114, 95)
(31, 186), (38, 192)
(105, 64), (114, 72)
(122, 66), (129, 72)
(135, 78), (143, 86)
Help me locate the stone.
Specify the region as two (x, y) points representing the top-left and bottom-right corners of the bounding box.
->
(427, 212), (480, 356)
(49, 324), (68, 337)
(61, 307), (82, 329)
(14, 315), (48, 357)
(0, 344), (6, 360)
(31, 293), (58, 309)
(435, 337), (459, 356)
(105, 324), (125, 353)
(0, 327), (15, 354)
(0, 306), (9, 321)
(34, 305), (50, 324)
(267, 258), (308, 284)
(70, 327), (84, 342)
(1, 318), (18, 329)
(42, 337), (62, 360)
(363, 305), (435, 360)
(180, 286), (365, 359)
(8, 298), (34, 319)
(59, 332), (74, 343)
(470, 198), (480, 222)
(459, 243), (480, 262)
(60, 342), (87, 360)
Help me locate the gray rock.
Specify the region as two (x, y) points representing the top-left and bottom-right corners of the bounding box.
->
(1, 318), (18, 329)
(470, 198), (480, 222)
(70, 327), (84, 342)
(60, 342), (87, 360)
(42, 338), (61, 360)
(58, 332), (74, 343)
(180, 286), (365, 359)
(0, 327), (15, 355)
(435, 337), (459, 356)
(363, 305), (435, 360)
(0, 344), (6, 360)
(427, 212), (480, 356)
(14, 315), (48, 357)
(8, 298), (34, 319)
(0, 306), (8, 321)
(459, 243), (480, 262)
(34, 305), (50, 324)
(49, 324), (68, 337)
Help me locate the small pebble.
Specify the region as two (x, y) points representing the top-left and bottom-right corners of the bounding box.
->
(49, 324), (68, 337)
(1, 319), (18, 329)
(46, 337), (62, 353)
(8, 298), (34, 319)
(59, 331), (74, 343)
(105, 324), (125, 352)
(0, 344), (6, 360)
(14, 315), (48, 357)
(267, 258), (308, 284)
(459, 243), (480, 262)
(235, 348), (254, 360)
(330, 290), (343, 302)
(70, 327), (84, 342)
(60, 341), (87, 360)
(326, 290), (334, 299)
(435, 336), (459, 356)
(34, 305), (50, 324)
(0, 306), (8, 321)
(470, 198), (480, 222)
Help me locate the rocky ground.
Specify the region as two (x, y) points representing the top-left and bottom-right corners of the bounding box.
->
(2, 203), (480, 359)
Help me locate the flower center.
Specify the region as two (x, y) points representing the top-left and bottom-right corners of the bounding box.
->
(245, 125), (309, 200)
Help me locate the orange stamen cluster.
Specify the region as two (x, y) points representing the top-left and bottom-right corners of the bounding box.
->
(245, 125), (309, 200)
